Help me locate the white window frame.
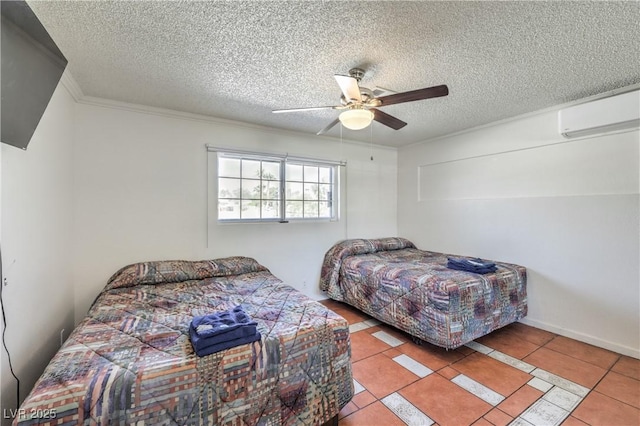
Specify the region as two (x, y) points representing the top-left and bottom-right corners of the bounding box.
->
(208, 146), (344, 224)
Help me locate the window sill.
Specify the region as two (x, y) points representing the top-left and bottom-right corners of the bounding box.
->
(217, 218), (338, 225)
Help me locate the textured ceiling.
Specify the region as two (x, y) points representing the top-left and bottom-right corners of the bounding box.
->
(28, 1), (640, 147)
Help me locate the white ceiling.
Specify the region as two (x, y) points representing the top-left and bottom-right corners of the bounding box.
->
(29, 1), (640, 147)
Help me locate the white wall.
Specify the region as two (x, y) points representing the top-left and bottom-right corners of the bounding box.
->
(1, 82), (75, 416)
(72, 102), (397, 322)
(398, 107), (639, 357)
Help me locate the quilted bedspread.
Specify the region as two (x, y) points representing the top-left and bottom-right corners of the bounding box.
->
(320, 238), (527, 349)
(17, 257), (352, 425)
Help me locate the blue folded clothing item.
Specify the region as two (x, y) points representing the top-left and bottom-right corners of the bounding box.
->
(189, 305), (261, 356)
(191, 329), (261, 357)
(189, 322), (258, 352)
(191, 305), (257, 338)
(447, 257), (497, 274)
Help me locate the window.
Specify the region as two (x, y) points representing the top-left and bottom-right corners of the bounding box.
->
(215, 150), (340, 222)
(284, 162), (334, 219)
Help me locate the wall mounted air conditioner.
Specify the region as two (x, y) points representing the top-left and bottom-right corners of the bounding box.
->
(558, 90), (640, 138)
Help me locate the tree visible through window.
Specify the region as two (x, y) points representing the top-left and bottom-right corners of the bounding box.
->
(217, 153), (338, 222)
(285, 163), (333, 219)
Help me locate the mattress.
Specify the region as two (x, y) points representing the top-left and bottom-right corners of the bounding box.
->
(17, 257), (353, 425)
(320, 238), (527, 349)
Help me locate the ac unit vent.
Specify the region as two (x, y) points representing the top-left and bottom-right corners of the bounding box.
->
(558, 90), (639, 138)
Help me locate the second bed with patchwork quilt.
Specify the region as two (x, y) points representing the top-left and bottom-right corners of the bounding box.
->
(17, 257), (352, 425)
(320, 238), (527, 349)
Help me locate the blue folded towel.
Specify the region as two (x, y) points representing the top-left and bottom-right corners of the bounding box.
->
(189, 322), (258, 352)
(189, 305), (261, 357)
(447, 257), (497, 274)
(191, 305), (257, 338)
(191, 331), (261, 357)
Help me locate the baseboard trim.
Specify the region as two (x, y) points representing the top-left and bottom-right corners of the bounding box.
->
(519, 317), (639, 359)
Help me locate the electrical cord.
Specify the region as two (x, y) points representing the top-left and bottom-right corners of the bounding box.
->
(0, 247), (21, 408)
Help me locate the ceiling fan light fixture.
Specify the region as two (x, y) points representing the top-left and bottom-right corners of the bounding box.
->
(339, 109), (374, 130)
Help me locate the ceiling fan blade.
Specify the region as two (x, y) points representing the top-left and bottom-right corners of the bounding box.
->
(334, 75), (362, 102)
(371, 108), (407, 130)
(377, 84), (448, 106)
(317, 117), (340, 135)
(273, 106), (338, 113)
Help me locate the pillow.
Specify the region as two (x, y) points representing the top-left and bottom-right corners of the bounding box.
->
(370, 237), (416, 252)
(322, 237), (416, 264)
(319, 237), (416, 299)
(106, 256), (268, 290)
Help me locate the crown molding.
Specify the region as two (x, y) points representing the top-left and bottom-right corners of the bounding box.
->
(405, 82), (640, 149)
(57, 70), (396, 151)
(54, 71), (640, 153)
(59, 69), (84, 102)
(75, 95), (397, 151)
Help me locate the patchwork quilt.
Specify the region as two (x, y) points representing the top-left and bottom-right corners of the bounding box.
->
(320, 238), (527, 349)
(17, 257), (352, 425)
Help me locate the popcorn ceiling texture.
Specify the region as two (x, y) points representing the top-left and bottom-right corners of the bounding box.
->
(28, 1), (640, 146)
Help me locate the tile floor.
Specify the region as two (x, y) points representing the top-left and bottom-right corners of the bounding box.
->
(319, 299), (640, 426)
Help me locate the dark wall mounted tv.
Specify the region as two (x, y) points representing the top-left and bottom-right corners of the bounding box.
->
(1, 0), (67, 150)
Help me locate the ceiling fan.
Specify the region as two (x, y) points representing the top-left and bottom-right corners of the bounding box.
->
(272, 67), (448, 135)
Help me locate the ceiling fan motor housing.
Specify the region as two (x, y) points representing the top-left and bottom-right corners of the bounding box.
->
(348, 67), (366, 82)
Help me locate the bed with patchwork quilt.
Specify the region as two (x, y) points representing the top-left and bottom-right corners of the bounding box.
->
(17, 257), (353, 425)
(320, 238), (527, 349)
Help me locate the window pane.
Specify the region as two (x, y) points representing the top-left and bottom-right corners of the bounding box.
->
(318, 184), (331, 201)
(242, 159), (261, 179)
(261, 201), (280, 218)
(286, 182), (303, 200)
(219, 157), (241, 178)
(241, 179), (261, 199)
(261, 180), (281, 200)
(286, 163), (303, 181)
(304, 183), (319, 200)
(319, 202), (332, 218)
(261, 161), (280, 180)
(216, 153), (338, 223)
(304, 165), (319, 182)
(304, 201), (319, 217)
(319, 167), (331, 183)
(218, 178), (241, 198)
(241, 200), (260, 219)
(218, 199), (240, 219)
(286, 201), (303, 218)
